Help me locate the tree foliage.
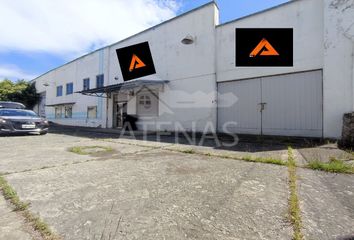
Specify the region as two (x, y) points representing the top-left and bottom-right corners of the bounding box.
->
(0, 79), (39, 109)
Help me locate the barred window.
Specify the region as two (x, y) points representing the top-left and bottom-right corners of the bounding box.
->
(55, 106), (62, 118)
(64, 106), (72, 118)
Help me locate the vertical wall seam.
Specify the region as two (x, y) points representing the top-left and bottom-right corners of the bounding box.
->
(97, 49), (104, 123)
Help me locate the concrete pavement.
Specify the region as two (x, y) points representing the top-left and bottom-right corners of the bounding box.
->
(0, 132), (353, 239)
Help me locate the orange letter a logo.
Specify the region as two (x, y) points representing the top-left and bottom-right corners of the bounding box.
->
(249, 38), (279, 57)
(129, 54), (146, 72)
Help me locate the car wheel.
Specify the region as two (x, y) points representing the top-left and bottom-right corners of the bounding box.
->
(40, 131), (48, 135)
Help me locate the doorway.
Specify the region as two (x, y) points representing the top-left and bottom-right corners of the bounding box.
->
(38, 92), (46, 117)
(114, 102), (127, 128)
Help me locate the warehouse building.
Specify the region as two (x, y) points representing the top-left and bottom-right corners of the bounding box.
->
(33, 0), (354, 139)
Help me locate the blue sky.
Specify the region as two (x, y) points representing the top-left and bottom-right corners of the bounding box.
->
(0, 0), (289, 81)
(180, 0), (289, 22)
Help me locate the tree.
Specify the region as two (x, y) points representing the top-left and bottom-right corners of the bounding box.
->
(0, 79), (39, 109)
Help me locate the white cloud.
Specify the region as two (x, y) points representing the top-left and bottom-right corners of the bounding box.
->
(0, 65), (37, 80)
(0, 0), (180, 56)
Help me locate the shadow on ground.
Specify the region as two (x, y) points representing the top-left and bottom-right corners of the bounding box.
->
(46, 123), (327, 153)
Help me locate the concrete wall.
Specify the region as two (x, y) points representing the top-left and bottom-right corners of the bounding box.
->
(323, 0), (354, 138)
(105, 3), (218, 131)
(216, 0), (324, 82)
(33, 0), (354, 138)
(34, 3), (219, 132)
(35, 48), (108, 127)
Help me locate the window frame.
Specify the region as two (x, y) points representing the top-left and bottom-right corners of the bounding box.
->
(87, 106), (97, 119)
(55, 106), (62, 118)
(66, 82), (74, 95)
(83, 78), (90, 91)
(136, 91), (158, 116)
(138, 95), (152, 109)
(56, 86), (63, 97)
(96, 74), (104, 88)
(64, 105), (73, 118)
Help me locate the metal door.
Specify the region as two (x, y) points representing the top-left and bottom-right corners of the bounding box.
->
(217, 70), (323, 137)
(218, 79), (262, 134)
(114, 102), (127, 128)
(261, 71), (323, 137)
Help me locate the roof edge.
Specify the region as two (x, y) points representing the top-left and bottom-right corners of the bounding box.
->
(32, 1), (217, 82)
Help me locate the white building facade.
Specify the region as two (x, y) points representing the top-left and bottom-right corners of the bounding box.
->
(33, 0), (354, 139)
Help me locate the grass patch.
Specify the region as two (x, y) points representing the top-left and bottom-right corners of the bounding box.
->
(68, 145), (113, 155)
(0, 175), (60, 239)
(240, 155), (286, 165)
(178, 148), (196, 154)
(175, 148), (286, 166)
(345, 148), (354, 156)
(23, 211), (55, 237)
(287, 147), (303, 240)
(208, 153), (286, 166)
(307, 158), (354, 174)
(0, 175), (29, 211)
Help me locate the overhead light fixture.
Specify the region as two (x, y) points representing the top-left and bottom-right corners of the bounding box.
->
(181, 35), (194, 45)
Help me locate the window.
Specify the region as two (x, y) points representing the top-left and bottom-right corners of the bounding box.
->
(66, 83), (74, 95)
(55, 107), (62, 118)
(87, 106), (97, 119)
(96, 74), (104, 88)
(137, 91), (158, 116)
(64, 106), (72, 118)
(56, 86), (63, 97)
(139, 95), (151, 109)
(83, 78), (90, 90)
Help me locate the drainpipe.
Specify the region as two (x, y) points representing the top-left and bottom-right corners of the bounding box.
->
(106, 93), (109, 128)
(352, 42), (354, 112)
(214, 4), (219, 134)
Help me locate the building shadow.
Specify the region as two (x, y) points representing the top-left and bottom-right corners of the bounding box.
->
(45, 124), (327, 153)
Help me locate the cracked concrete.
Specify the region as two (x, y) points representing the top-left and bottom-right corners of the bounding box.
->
(1, 134), (292, 240)
(298, 168), (354, 239)
(0, 133), (353, 239)
(294, 143), (354, 166)
(0, 195), (34, 240)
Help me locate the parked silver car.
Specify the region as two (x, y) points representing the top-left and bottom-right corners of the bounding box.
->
(0, 101), (25, 109)
(0, 109), (49, 135)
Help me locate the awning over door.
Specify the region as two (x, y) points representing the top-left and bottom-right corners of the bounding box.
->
(45, 102), (76, 107)
(76, 79), (169, 98)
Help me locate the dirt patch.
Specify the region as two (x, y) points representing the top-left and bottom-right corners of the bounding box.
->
(68, 146), (114, 156)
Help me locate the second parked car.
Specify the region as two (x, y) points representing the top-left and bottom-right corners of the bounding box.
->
(0, 101), (25, 109)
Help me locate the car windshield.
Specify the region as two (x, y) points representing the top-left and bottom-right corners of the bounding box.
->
(0, 109), (38, 117)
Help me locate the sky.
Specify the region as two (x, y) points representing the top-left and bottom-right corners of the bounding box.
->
(0, 0), (289, 81)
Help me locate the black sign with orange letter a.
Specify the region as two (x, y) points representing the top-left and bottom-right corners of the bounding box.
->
(116, 41), (156, 81)
(236, 28), (293, 67)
